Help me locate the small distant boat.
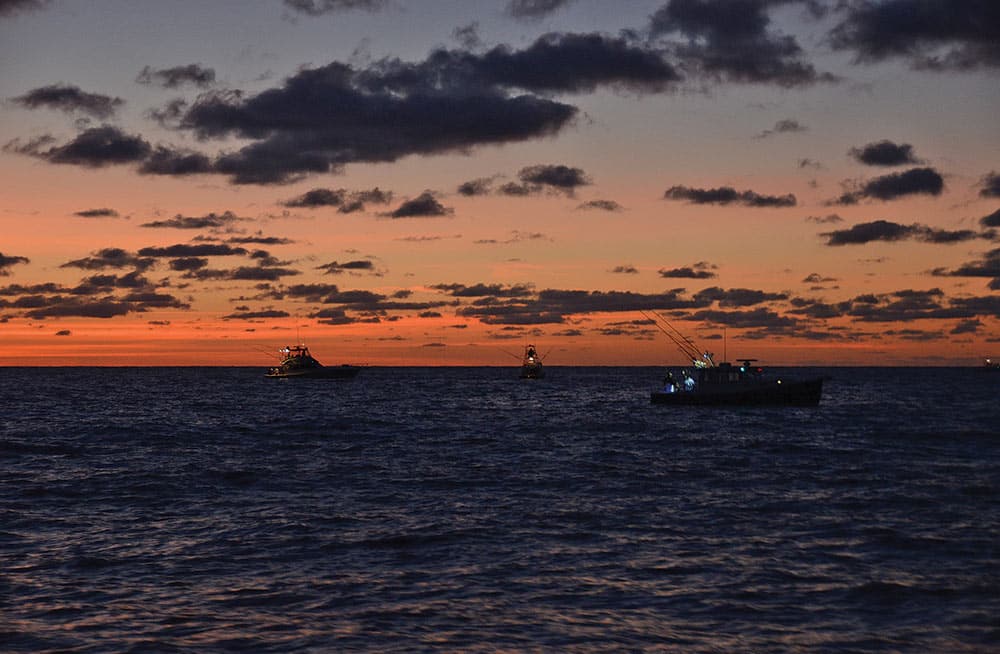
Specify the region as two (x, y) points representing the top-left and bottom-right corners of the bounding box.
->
(642, 310), (824, 406)
(983, 357), (1000, 370)
(265, 344), (361, 379)
(520, 344), (545, 379)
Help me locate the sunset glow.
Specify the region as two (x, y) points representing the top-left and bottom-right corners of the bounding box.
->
(2, 0), (998, 366)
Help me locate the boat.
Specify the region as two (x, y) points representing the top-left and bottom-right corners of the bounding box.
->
(520, 344), (545, 379)
(650, 360), (824, 406)
(642, 310), (824, 406)
(265, 344), (361, 379)
(983, 357), (1000, 370)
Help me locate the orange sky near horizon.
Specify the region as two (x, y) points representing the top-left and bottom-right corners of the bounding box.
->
(1, 1), (998, 366)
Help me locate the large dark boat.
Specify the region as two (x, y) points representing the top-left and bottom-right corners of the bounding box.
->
(643, 310), (824, 406)
(651, 360), (824, 406)
(265, 344), (361, 379)
(520, 344), (545, 379)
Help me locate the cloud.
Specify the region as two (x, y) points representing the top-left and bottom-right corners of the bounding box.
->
(692, 286), (788, 307)
(316, 260), (375, 274)
(611, 265), (639, 274)
(0, 252), (30, 276)
(23, 298), (135, 319)
(184, 266), (301, 281)
(61, 248), (155, 271)
(822, 219), (987, 246)
(933, 247), (1000, 280)
(137, 243), (248, 257)
(223, 309), (291, 320)
(7, 125), (152, 167)
(577, 199), (623, 212)
(456, 288), (706, 325)
(457, 177), (496, 196)
(137, 146), (213, 176)
(140, 211), (248, 229)
(73, 208), (120, 218)
(283, 0), (387, 15)
(0, 0), (50, 16)
(387, 192), (452, 218)
(55, 329), (71, 336)
(174, 55), (578, 184)
(519, 164), (591, 194)
(659, 261), (718, 279)
(832, 167), (945, 204)
(805, 213), (843, 224)
(755, 118), (807, 138)
(649, 0), (836, 87)
(136, 64), (216, 89)
(364, 32), (682, 95)
(505, 0), (575, 20)
(433, 282), (535, 298)
(685, 307), (800, 329)
(168, 257), (208, 271)
(980, 171), (1000, 198)
(802, 272), (837, 284)
(9, 84), (124, 119)
(950, 318), (983, 335)
(849, 140), (922, 166)
(981, 208), (1000, 228)
(283, 186), (393, 212)
(829, 0), (1000, 72)
(473, 230), (550, 245)
(664, 184), (796, 207)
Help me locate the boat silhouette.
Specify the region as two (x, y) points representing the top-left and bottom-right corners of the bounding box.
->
(265, 344), (361, 379)
(643, 311), (824, 406)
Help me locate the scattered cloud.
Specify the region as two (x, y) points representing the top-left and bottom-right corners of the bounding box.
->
(7, 125), (151, 167)
(659, 261), (718, 279)
(831, 167), (945, 204)
(387, 191), (452, 218)
(755, 118), (807, 139)
(283, 187), (393, 212)
(73, 208), (120, 218)
(0, 252), (30, 276)
(664, 184), (796, 207)
(9, 84), (124, 119)
(136, 64), (216, 89)
(316, 260), (376, 274)
(611, 265), (638, 274)
(648, 0), (837, 87)
(849, 140), (922, 166)
(0, 0), (50, 16)
(283, 0), (388, 16)
(577, 199), (623, 212)
(822, 219), (988, 246)
(140, 211), (248, 229)
(981, 208), (1000, 228)
(505, 0), (575, 21)
(61, 248), (155, 271)
(829, 0), (1000, 72)
(980, 171), (1000, 198)
(137, 243), (248, 257)
(806, 213), (843, 224)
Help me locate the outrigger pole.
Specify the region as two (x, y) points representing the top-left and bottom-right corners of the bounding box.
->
(641, 310), (714, 367)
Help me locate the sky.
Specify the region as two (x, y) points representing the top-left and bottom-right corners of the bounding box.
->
(1, 0), (998, 366)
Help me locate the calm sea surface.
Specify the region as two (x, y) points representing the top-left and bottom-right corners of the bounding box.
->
(1, 366), (997, 652)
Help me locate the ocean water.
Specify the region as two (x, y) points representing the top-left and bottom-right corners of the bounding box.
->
(1, 366), (997, 653)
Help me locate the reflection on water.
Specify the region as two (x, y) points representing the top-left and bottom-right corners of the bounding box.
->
(1, 366), (997, 651)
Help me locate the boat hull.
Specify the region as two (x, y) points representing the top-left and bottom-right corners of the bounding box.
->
(650, 377), (824, 406)
(265, 365), (361, 379)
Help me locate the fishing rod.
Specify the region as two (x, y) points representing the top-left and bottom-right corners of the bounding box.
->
(641, 310), (700, 362)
